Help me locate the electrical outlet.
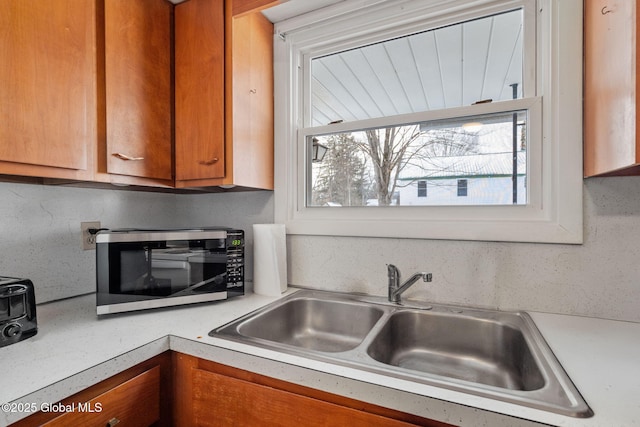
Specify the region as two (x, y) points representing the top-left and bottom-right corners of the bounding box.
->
(81, 221), (101, 250)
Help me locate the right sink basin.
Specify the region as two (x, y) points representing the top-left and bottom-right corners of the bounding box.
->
(367, 310), (545, 391)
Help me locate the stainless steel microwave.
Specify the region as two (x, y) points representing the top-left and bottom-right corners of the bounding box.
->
(96, 228), (244, 315)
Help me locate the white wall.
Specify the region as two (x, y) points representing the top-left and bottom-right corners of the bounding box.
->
(1, 177), (639, 322)
(287, 176), (640, 322)
(0, 182), (273, 303)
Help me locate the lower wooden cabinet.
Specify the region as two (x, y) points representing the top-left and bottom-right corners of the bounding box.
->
(172, 353), (453, 427)
(10, 351), (454, 427)
(11, 352), (172, 427)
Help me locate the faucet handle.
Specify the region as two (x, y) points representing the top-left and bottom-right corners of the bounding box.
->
(387, 264), (400, 282)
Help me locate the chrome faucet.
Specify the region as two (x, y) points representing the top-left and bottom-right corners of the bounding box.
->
(388, 264), (432, 303)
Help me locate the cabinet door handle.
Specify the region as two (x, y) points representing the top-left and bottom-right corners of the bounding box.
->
(198, 158), (219, 166)
(106, 417), (120, 427)
(113, 153), (144, 161)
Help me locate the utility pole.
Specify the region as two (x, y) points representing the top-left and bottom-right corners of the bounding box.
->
(510, 83), (518, 204)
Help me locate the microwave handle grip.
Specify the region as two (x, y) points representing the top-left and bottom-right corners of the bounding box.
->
(151, 260), (190, 269)
(190, 273), (227, 290)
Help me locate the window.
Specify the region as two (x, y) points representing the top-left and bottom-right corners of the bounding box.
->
(457, 180), (468, 197)
(274, 0), (583, 243)
(417, 181), (427, 198)
(307, 109), (528, 207)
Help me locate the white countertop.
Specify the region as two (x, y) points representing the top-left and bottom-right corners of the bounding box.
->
(0, 290), (638, 427)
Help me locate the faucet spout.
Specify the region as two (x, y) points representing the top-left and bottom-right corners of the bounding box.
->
(388, 264), (432, 303)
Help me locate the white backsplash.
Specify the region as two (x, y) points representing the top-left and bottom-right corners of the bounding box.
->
(0, 182), (273, 303)
(287, 177), (640, 322)
(1, 177), (639, 322)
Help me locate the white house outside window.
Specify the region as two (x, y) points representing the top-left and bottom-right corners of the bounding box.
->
(457, 180), (468, 197)
(273, 0), (583, 243)
(417, 181), (427, 198)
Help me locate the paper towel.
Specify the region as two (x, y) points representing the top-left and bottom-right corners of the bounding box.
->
(252, 224), (287, 296)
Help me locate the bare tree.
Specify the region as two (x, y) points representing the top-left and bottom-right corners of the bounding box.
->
(362, 125), (483, 204)
(313, 124), (483, 207)
(359, 125), (422, 206)
(422, 128), (480, 157)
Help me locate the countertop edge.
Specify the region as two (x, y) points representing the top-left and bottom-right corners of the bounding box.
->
(2, 291), (639, 427)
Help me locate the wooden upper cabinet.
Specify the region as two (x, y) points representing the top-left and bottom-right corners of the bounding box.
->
(226, 9), (274, 190)
(0, 0), (96, 179)
(0, 0), (274, 190)
(174, 0), (274, 189)
(104, 0), (173, 181)
(584, 0), (640, 177)
(174, 0), (226, 182)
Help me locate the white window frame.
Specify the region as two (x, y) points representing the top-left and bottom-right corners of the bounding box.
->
(273, 0), (583, 244)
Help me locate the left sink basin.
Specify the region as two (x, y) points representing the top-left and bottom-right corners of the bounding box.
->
(217, 295), (385, 352)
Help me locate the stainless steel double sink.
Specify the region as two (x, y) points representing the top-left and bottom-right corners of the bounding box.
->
(210, 289), (592, 418)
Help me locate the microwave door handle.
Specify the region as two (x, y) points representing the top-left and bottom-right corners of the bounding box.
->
(171, 272), (227, 297)
(189, 272), (226, 291)
(152, 260), (190, 269)
(170, 272), (228, 297)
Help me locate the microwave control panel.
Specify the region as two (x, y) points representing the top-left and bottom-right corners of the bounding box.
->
(226, 230), (244, 288)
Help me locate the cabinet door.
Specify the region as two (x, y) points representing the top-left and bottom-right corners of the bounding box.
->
(11, 352), (171, 427)
(41, 367), (160, 427)
(173, 353), (452, 427)
(584, 0), (640, 176)
(227, 10), (274, 189)
(192, 369), (420, 427)
(0, 0), (96, 175)
(174, 0), (225, 181)
(104, 0), (172, 180)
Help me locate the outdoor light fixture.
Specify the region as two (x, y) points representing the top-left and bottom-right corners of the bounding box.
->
(312, 137), (328, 162)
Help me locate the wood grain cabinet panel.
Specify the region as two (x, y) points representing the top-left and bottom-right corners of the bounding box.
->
(191, 369), (420, 427)
(174, 0), (226, 182)
(0, 0), (96, 179)
(584, 0), (640, 176)
(40, 367), (160, 427)
(11, 352), (172, 427)
(11, 351), (453, 426)
(226, 9), (274, 190)
(0, 0), (274, 190)
(174, 0), (274, 189)
(173, 353), (453, 427)
(232, 0), (284, 17)
(104, 0), (173, 181)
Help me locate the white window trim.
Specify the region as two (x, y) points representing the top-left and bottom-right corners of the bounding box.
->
(273, 0), (583, 244)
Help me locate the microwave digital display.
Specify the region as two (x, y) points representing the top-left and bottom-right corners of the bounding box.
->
(96, 228), (244, 315)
